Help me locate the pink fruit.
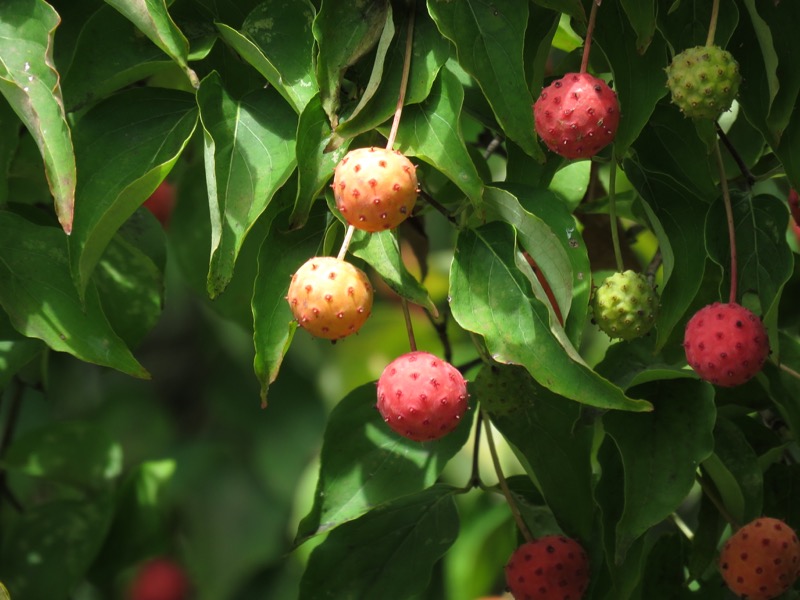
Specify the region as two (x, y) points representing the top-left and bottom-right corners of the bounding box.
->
(504, 535), (590, 600)
(719, 517), (800, 600)
(332, 147), (418, 232)
(533, 73), (620, 159)
(286, 256), (373, 340)
(789, 189), (800, 225)
(143, 181), (176, 228)
(376, 351), (468, 442)
(128, 558), (189, 600)
(683, 302), (770, 387)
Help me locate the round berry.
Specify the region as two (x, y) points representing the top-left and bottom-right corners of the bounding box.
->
(592, 270), (658, 341)
(666, 45), (741, 120)
(504, 535), (590, 600)
(128, 558), (189, 600)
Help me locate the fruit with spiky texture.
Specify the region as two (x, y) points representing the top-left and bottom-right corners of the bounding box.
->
(592, 270), (658, 341)
(376, 351), (468, 442)
(473, 363), (536, 417)
(666, 45), (741, 120)
(533, 73), (620, 159)
(719, 517), (800, 600)
(683, 302), (769, 387)
(286, 256), (373, 340)
(128, 558), (189, 600)
(332, 147), (418, 232)
(505, 535), (590, 600)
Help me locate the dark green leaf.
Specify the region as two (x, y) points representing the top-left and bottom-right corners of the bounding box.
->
(392, 68), (484, 208)
(295, 383), (472, 544)
(350, 229), (438, 315)
(299, 485), (460, 599)
(69, 87), (197, 298)
(0, 495), (114, 600)
(0, 0), (76, 233)
(449, 223), (649, 411)
(428, 0), (541, 160)
(0, 339), (42, 390)
(197, 72), (297, 297)
(595, 337), (695, 390)
(604, 379), (716, 562)
(619, 0), (657, 53)
(313, 0), (390, 124)
(104, 0), (199, 87)
(531, 0), (584, 20)
(2, 420), (122, 491)
(216, 0), (318, 114)
(0, 211), (148, 377)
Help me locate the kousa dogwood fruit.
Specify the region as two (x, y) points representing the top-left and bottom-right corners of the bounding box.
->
(505, 535), (590, 600)
(666, 45), (741, 120)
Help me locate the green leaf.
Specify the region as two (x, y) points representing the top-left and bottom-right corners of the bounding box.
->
(299, 485), (460, 599)
(392, 68), (484, 208)
(350, 229), (438, 316)
(593, 1), (668, 155)
(94, 209), (166, 348)
(0, 339), (42, 390)
(449, 222), (649, 411)
(481, 364), (595, 540)
(61, 5), (175, 111)
(705, 191), (793, 326)
(0, 495), (114, 600)
(427, 0), (541, 160)
(216, 0), (318, 114)
(334, 3), (449, 140)
(604, 379), (716, 562)
(532, 0), (584, 20)
(104, 0), (199, 87)
(619, 0), (657, 53)
(0, 0), (76, 233)
(0, 211), (148, 378)
(252, 206), (326, 404)
(290, 94), (350, 230)
(0, 96), (20, 206)
(69, 87), (197, 298)
(196, 72), (297, 297)
(595, 337), (695, 390)
(295, 383), (472, 544)
(313, 0), (390, 125)
(2, 420), (123, 491)
(702, 418), (763, 526)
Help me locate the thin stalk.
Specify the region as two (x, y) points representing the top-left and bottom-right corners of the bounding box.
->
(336, 224), (356, 260)
(608, 151), (624, 272)
(670, 512), (695, 540)
(580, 0), (602, 74)
(715, 122), (755, 187)
(706, 0), (720, 47)
(778, 361), (800, 382)
(385, 2), (416, 150)
(483, 413), (533, 542)
(468, 410), (484, 488)
(401, 298), (417, 352)
(419, 189), (457, 225)
(714, 140), (737, 303)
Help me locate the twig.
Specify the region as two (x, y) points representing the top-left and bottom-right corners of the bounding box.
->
(418, 189), (458, 225)
(385, 1), (416, 150)
(715, 122), (755, 187)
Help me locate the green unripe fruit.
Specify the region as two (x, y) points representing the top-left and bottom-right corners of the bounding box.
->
(665, 45), (741, 120)
(592, 271), (658, 341)
(473, 363), (537, 417)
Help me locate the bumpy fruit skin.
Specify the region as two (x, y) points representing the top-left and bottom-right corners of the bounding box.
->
(333, 147), (417, 232)
(505, 535), (590, 600)
(473, 363), (536, 417)
(683, 302), (769, 387)
(666, 45), (741, 120)
(286, 256), (373, 340)
(376, 351), (468, 442)
(592, 271), (658, 341)
(128, 558), (189, 600)
(719, 517), (800, 600)
(533, 73), (620, 159)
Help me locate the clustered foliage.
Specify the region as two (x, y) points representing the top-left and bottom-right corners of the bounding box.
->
(1, 0), (800, 599)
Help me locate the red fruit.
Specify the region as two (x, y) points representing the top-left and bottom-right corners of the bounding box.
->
(789, 189), (800, 225)
(533, 73), (620, 159)
(376, 351), (468, 442)
(286, 256), (373, 340)
(128, 558), (189, 600)
(792, 219), (800, 247)
(504, 535), (590, 600)
(143, 181), (176, 228)
(719, 517), (800, 600)
(683, 302), (770, 387)
(332, 147), (418, 232)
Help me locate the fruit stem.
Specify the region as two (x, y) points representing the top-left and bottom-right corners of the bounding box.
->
(419, 189), (458, 225)
(778, 361), (800, 382)
(483, 413), (534, 543)
(580, 0), (602, 75)
(385, 1), (416, 150)
(336, 224), (356, 260)
(608, 150), (625, 273)
(670, 512), (695, 540)
(715, 122), (755, 188)
(714, 140), (738, 303)
(401, 298), (418, 351)
(706, 0), (720, 47)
